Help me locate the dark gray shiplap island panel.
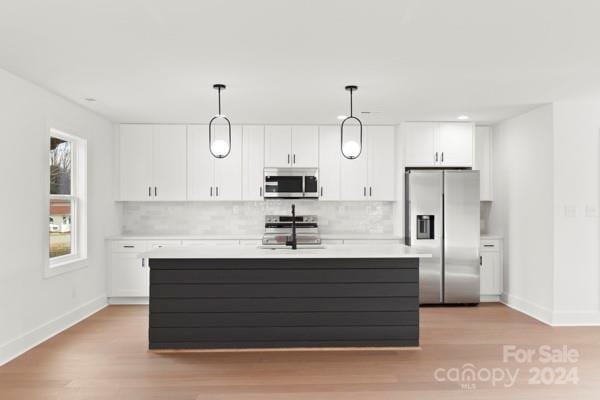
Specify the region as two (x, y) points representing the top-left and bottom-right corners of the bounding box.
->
(148, 258), (419, 349)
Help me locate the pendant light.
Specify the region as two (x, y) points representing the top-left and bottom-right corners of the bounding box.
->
(208, 83), (232, 158)
(340, 85), (363, 159)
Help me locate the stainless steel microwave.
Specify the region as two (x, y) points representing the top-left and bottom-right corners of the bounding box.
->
(263, 168), (319, 199)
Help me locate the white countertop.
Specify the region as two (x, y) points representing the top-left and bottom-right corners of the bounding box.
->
(142, 244), (431, 259)
(481, 234), (503, 240)
(107, 233), (403, 241)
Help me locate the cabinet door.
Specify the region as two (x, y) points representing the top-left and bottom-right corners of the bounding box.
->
(291, 126), (319, 167)
(340, 134), (368, 200)
(152, 125), (187, 200)
(480, 251), (500, 295)
(187, 125), (214, 200)
(475, 126), (493, 201)
(110, 253), (149, 297)
(213, 125), (242, 200)
(367, 126), (395, 201)
(119, 124), (153, 201)
(404, 122), (437, 167)
(265, 126), (292, 167)
(242, 126), (265, 200)
(437, 123), (474, 167)
(318, 126), (341, 200)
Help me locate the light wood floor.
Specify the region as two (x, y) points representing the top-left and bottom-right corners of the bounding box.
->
(1, 303), (599, 399)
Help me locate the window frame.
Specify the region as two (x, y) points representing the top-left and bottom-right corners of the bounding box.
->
(46, 127), (88, 277)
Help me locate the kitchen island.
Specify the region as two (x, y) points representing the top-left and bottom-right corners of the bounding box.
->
(144, 245), (431, 351)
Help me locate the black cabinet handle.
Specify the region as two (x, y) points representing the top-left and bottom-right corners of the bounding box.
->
(483, 244), (495, 247)
(363, 187), (366, 197)
(435, 152), (438, 162)
(287, 154), (290, 164)
(260, 186), (263, 197)
(480, 256), (482, 266)
(320, 186), (323, 196)
(142, 258), (145, 268)
(216, 186), (219, 197)
(369, 187), (372, 196)
(293, 154), (296, 164)
(154, 186), (157, 197)
(210, 187), (213, 197)
(148, 186), (151, 197)
(441, 152), (444, 162)
(123, 245), (134, 249)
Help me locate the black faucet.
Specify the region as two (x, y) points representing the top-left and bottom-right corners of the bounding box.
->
(285, 204), (297, 250)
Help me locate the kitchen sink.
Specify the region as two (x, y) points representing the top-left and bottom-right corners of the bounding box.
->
(258, 245), (326, 250)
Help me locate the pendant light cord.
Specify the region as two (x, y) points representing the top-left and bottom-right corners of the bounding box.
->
(217, 87), (222, 115)
(349, 89), (353, 117)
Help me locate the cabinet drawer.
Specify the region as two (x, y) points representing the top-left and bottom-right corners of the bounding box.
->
(110, 240), (148, 253)
(480, 239), (500, 251)
(149, 240), (182, 249)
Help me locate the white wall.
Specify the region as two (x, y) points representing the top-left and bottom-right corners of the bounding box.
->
(552, 95), (600, 324)
(490, 105), (555, 322)
(0, 68), (119, 364)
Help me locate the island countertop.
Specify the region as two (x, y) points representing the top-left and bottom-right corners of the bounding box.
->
(142, 244), (431, 259)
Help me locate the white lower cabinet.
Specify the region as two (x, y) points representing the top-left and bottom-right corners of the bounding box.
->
(480, 239), (503, 298)
(109, 241), (150, 298)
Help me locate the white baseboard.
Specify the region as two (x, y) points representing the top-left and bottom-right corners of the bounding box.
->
(0, 295), (107, 366)
(551, 311), (600, 326)
(500, 292), (553, 325)
(108, 296), (149, 305)
(480, 295), (501, 302)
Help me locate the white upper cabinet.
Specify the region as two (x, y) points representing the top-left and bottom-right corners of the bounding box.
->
(187, 125), (213, 201)
(188, 124), (242, 201)
(367, 126), (395, 201)
(474, 126), (493, 201)
(119, 124), (186, 201)
(437, 123), (474, 167)
(265, 126), (293, 167)
(318, 126), (341, 200)
(242, 126), (265, 200)
(340, 142), (369, 200)
(404, 122), (474, 167)
(265, 126), (319, 168)
(213, 125), (242, 200)
(333, 125), (397, 201)
(152, 125), (187, 200)
(404, 122), (437, 167)
(119, 124), (153, 201)
(291, 126), (319, 167)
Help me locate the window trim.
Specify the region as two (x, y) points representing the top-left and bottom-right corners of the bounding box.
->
(46, 127), (88, 278)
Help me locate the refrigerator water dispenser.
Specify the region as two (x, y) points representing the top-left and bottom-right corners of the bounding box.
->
(416, 215), (434, 239)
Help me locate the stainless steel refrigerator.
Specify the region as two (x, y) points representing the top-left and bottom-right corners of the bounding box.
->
(405, 170), (480, 304)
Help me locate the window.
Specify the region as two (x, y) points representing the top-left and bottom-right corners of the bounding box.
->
(48, 128), (87, 273)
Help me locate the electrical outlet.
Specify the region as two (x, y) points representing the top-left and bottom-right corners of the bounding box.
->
(564, 205), (577, 218)
(585, 205), (599, 218)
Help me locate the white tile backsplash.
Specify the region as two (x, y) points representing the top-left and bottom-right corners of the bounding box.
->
(122, 200), (395, 235)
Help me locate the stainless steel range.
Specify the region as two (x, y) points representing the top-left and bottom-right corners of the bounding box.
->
(261, 214), (321, 248)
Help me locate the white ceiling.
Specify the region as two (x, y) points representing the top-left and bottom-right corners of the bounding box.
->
(1, 0), (600, 124)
